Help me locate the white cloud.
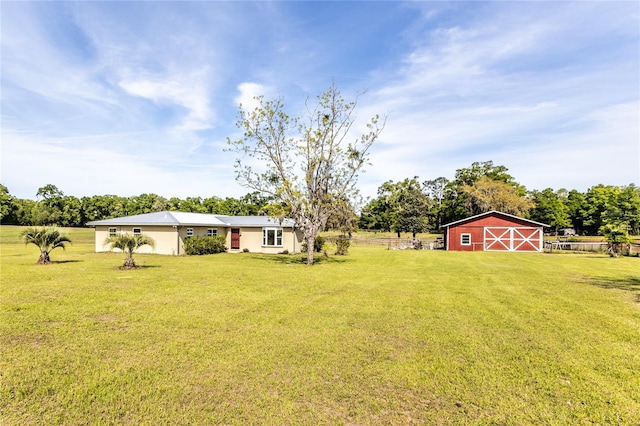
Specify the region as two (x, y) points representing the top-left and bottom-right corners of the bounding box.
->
(234, 82), (276, 112)
(118, 70), (213, 132)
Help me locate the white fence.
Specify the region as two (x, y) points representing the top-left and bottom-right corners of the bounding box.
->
(347, 237), (444, 250)
(544, 241), (640, 255)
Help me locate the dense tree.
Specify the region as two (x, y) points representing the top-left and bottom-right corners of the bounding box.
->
(600, 223), (632, 257)
(441, 161), (527, 223)
(239, 192), (272, 215)
(369, 180), (401, 232)
(564, 190), (586, 234)
(221, 197), (247, 215)
(423, 177), (449, 228)
(202, 196), (224, 214)
(580, 185), (620, 235)
(0, 185), (295, 226)
(125, 193), (167, 216)
(103, 233), (155, 269)
(36, 184), (64, 201)
(387, 178), (431, 237)
(20, 226), (72, 264)
(60, 196), (83, 228)
(81, 195), (127, 222)
(529, 188), (571, 234)
(325, 197), (359, 236)
(227, 84), (385, 265)
(453, 161), (521, 190)
(34, 184), (65, 225)
(359, 178), (431, 236)
(169, 196), (207, 213)
(358, 196), (392, 232)
(461, 176), (534, 216)
(604, 184), (640, 234)
(0, 184), (15, 222)
(151, 195), (169, 212)
(11, 198), (37, 225)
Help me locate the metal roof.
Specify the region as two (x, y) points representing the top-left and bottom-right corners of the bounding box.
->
(86, 211), (295, 228)
(440, 210), (549, 229)
(214, 215), (296, 227)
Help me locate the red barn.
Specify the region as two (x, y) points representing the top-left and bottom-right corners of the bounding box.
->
(441, 211), (548, 252)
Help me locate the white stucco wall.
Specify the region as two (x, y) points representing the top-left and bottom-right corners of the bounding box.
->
(225, 227), (303, 253)
(94, 225), (304, 255)
(95, 225), (180, 255)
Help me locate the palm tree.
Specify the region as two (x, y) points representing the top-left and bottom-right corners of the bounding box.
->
(20, 227), (72, 264)
(103, 233), (155, 269)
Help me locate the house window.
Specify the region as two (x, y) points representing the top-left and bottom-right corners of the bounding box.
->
(186, 228), (194, 238)
(133, 228), (142, 236)
(461, 233), (471, 246)
(263, 228), (283, 247)
(108, 227), (117, 237)
(207, 228), (218, 237)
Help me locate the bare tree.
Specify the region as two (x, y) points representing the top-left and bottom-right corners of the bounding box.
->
(227, 84), (385, 265)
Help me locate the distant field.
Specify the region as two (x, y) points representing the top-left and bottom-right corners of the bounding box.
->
(1, 226), (639, 425)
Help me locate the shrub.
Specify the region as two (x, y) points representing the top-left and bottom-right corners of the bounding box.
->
(600, 224), (632, 257)
(183, 236), (227, 255)
(302, 236), (326, 253)
(335, 236), (350, 255)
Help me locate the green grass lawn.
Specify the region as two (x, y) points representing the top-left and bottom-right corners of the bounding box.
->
(1, 226), (639, 425)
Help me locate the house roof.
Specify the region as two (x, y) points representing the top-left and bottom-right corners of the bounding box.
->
(86, 211), (296, 228)
(214, 215), (296, 227)
(440, 210), (549, 229)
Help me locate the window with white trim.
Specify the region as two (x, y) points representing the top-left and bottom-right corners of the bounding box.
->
(207, 228), (218, 237)
(133, 228), (142, 236)
(461, 233), (471, 246)
(108, 227), (117, 237)
(186, 228), (194, 238)
(262, 228), (283, 247)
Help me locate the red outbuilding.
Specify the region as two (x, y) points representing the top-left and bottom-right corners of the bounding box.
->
(441, 211), (548, 252)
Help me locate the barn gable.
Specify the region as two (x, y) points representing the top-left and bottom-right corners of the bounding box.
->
(441, 211), (548, 252)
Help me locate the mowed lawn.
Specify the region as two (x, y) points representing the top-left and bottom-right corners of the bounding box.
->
(1, 226), (639, 425)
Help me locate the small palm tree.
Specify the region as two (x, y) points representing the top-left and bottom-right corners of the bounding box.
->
(104, 233), (155, 269)
(20, 227), (72, 264)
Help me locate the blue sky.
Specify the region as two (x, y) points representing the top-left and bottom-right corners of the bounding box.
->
(2, 1), (638, 201)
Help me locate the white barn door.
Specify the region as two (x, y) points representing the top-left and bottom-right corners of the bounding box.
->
(484, 227), (543, 252)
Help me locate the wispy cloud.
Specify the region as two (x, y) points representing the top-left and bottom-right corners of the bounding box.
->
(119, 69), (214, 133)
(359, 1), (639, 193)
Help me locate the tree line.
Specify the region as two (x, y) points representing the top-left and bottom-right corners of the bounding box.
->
(2, 161), (639, 236)
(0, 183), (272, 228)
(358, 161), (640, 236)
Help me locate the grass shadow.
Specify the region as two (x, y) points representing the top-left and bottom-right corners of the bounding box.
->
(248, 253), (351, 266)
(580, 275), (640, 301)
(110, 264), (162, 270)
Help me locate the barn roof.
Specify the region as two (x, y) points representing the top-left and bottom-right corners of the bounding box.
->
(86, 211), (295, 228)
(440, 210), (549, 229)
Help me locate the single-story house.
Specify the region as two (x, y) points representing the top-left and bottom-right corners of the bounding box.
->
(86, 211), (304, 255)
(441, 211), (548, 252)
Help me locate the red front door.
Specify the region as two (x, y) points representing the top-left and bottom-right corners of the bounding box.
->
(231, 228), (240, 250)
